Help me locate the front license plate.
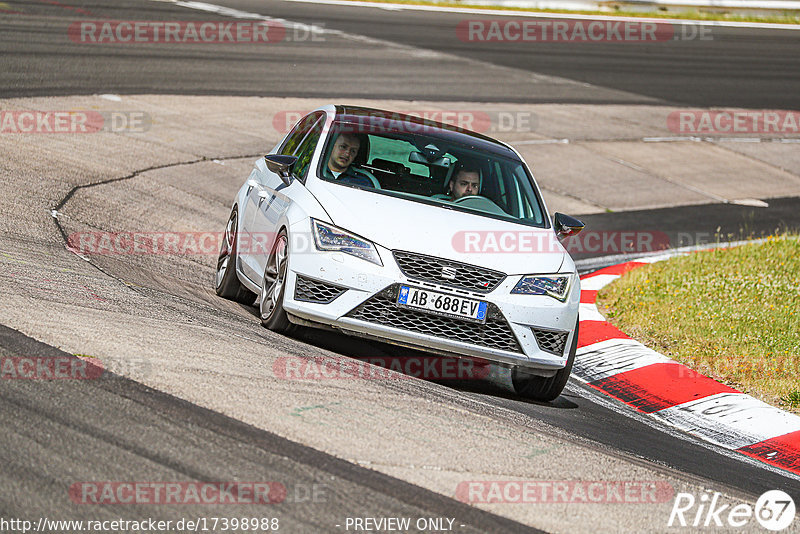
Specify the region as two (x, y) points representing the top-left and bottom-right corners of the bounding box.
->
(397, 285), (488, 323)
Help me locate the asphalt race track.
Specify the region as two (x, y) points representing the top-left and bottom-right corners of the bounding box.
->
(1, 0), (800, 532)
(1, 0), (799, 108)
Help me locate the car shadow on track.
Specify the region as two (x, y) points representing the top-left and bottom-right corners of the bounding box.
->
(242, 303), (579, 410)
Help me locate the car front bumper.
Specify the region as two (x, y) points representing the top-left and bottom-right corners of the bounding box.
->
(281, 226), (580, 372)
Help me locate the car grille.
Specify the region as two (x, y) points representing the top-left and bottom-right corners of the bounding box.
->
(392, 250), (506, 294)
(294, 275), (347, 304)
(345, 285), (522, 353)
(532, 328), (569, 356)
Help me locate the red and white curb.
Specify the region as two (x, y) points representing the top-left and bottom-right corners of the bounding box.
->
(576, 258), (800, 476)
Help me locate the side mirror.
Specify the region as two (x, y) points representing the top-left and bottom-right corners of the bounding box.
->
(264, 154), (298, 186)
(554, 212), (585, 238)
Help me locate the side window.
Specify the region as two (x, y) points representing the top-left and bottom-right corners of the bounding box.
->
(512, 165), (544, 224)
(494, 161), (514, 216)
(279, 111), (323, 156)
(292, 117), (324, 182)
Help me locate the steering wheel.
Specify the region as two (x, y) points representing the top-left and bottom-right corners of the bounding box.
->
(452, 195), (507, 216)
(453, 195), (483, 204)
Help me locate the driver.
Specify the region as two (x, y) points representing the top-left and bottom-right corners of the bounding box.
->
(446, 162), (481, 200)
(325, 133), (377, 188)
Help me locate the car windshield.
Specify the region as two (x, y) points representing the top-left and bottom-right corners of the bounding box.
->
(316, 121), (548, 228)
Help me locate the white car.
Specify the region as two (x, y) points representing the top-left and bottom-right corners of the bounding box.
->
(215, 105), (584, 401)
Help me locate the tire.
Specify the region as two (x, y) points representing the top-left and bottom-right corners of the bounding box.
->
(215, 208), (257, 304)
(512, 319), (579, 402)
(259, 230), (298, 335)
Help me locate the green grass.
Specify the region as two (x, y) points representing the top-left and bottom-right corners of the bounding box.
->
(344, 0), (800, 24)
(782, 390), (800, 408)
(597, 235), (800, 412)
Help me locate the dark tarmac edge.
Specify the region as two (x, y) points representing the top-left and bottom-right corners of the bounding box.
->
(0, 323), (542, 533)
(573, 196), (800, 272)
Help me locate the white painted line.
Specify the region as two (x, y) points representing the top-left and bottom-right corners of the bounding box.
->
(714, 137), (763, 143)
(578, 302), (608, 321)
(579, 273), (620, 290)
(632, 252), (684, 263)
(643, 136), (702, 142)
(578, 302), (607, 321)
(155, 0), (602, 90)
(514, 138), (570, 145)
(281, 0), (800, 30)
(730, 198), (769, 207)
(574, 338), (671, 382)
(488, 0), (800, 8)
(520, 136), (799, 145)
(645, 137), (800, 143)
(172, 1), (263, 18)
(628, 236), (777, 261)
(577, 237), (779, 274)
(171, 0), (330, 33)
(653, 392), (800, 449)
(468, 0), (599, 9)
(635, 0), (800, 9)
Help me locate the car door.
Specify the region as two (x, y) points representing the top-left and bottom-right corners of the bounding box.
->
(247, 112), (326, 281)
(239, 112), (321, 282)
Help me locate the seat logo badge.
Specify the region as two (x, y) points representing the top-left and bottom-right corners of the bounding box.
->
(441, 266), (458, 280)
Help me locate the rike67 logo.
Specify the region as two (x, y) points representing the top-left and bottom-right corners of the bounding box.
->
(668, 490), (796, 531)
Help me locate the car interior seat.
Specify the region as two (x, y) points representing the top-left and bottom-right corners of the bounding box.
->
(349, 134), (381, 188)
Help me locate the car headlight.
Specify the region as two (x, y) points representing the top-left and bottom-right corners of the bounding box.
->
(311, 219), (382, 266)
(511, 274), (572, 301)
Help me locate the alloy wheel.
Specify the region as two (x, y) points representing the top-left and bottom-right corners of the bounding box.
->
(260, 234), (288, 321)
(215, 212), (237, 289)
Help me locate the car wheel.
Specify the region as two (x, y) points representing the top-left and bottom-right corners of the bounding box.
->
(512, 319), (579, 402)
(215, 208), (257, 303)
(259, 230), (297, 334)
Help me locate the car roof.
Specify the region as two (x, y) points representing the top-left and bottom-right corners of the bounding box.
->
(332, 105), (518, 158)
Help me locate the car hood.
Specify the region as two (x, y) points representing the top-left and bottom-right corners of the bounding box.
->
(307, 181), (566, 275)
